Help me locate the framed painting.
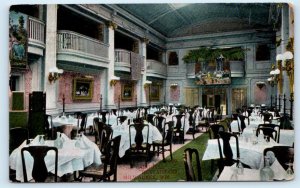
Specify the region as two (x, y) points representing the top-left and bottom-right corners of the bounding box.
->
(121, 83), (133, 100)
(72, 78), (94, 100)
(150, 85), (160, 101)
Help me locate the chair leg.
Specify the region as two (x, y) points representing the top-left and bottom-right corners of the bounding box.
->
(162, 147), (165, 162)
(170, 145), (173, 160)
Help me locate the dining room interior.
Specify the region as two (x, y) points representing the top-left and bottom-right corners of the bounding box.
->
(8, 2), (296, 183)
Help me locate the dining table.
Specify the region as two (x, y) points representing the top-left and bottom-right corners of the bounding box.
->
(51, 116), (79, 138)
(111, 120), (163, 158)
(9, 133), (101, 182)
(202, 137), (282, 169)
(218, 161), (291, 181)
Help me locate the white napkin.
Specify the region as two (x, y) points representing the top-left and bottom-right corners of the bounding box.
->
(271, 159), (288, 180)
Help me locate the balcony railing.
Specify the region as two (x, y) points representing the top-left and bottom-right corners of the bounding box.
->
(28, 16), (45, 45)
(115, 49), (131, 65)
(57, 30), (109, 59)
(146, 59), (167, 77)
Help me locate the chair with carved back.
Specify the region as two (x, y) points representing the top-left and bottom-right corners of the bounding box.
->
(217, 131), (240, 175)
(172, 114), (186, 144)
(152, 121), (174, 161)
(198, 108), (209, 132)
(257, 123), (280, 143)
(186, 110), (198, 139)
(21, 146), (58, 182)
(9, 127), (29, 181)
(263, 146), (294, 171)
(256, 127), (278, 142)
(129, 123), (150, 168)
(78, 135), (121, 181)
(146, 114), (156, 125)
(45, 114), (54, 139)
(117, 115), (128, 126)
(153, 116), (166, 133)
(183, 148), (203, 181)
(93, 117), (104, 145)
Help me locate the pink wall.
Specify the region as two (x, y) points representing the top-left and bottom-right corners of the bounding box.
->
(254, 85), (267, 104)
(24, 69), (32, 110)
(114, 81), (138, 107)
(170, 86), (180, 102)
(58, 72), (101, 104)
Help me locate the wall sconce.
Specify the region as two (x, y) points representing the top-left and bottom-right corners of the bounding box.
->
(110, 75), (120, 87)
(281, 51), (294, 72)
(170, 83), (178, 89)
(268, 64), (280, 87)
(256, 81), (266, 89)
(48, 67), (63, 84)
(144, 80), (152, 88)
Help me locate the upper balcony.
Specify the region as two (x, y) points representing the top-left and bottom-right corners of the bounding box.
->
(146, 59), (167, 79)
(28, 16), (45, 56)
(114, 49), (131, 72)
(57, 30), (109, 68)
(114, 49), (145, 73)
(186, 61), (245, 78)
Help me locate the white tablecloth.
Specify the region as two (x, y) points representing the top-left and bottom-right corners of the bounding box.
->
(202, 138), (281, 169)
(218, 160), (289, 181)
(242, 126), (294, 147)
(9, 134), (101, 182)
(111, 122), (162, 158)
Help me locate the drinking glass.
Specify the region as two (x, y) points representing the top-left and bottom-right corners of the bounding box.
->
(285, 162), (294, 180)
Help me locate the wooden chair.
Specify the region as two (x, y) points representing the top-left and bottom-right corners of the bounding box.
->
(152, 121), (174, 161)
(153, 116), (166, 133)
(256, 127), (278, 142)
(93, 117), (104, 145)
(217, 131), (240, 174)
(21, 146), (58, 182)
(183, 148), (203, 181)
(198, 109), (209, 132)
(79, 113), (88, 134)
(9, 127), (29, 181)
(78, 135), (121, 181)
(263, 146), (294, 171)
(45, 114), (54, 139)
(129, 123), (150, 168)
(117, 115), (127, 125)
(257, 124), (280, 143)
(186, 109), (197, 139)
(146, 114), (156, 125)
(208, 124), (225, 139)
(9, 127), (29, 154)
(172, 114), (186, 144)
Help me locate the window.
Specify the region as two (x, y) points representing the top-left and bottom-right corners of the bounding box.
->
(168, 51), (178, 65)
(9, 75), (21, 91)
(256, 44), (270, 61)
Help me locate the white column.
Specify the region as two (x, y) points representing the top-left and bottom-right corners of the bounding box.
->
(105, 24), (116, 109)
(138, 40), (148, 107)
(44, 4), (58, 114)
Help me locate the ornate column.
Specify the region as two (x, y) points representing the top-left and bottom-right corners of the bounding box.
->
(44, 4), (58, 114)
(105, 21), (117, 109)
(137, 38), (148, 107)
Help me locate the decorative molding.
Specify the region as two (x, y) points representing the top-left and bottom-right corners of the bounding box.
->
(107, 21), (118, 30)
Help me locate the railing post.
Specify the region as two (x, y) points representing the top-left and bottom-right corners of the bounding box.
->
(135, 95), (137, 108)
(270, 95), (273, 109)
(283, 94), (286, 116)
(274, 95), (277, 109)
(118, 95), (121, 116)
(278, 94), (281, 112)
(62, 94), (65, 114)
(290, 93), (294, 120)
(100, 94), (102, 112)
